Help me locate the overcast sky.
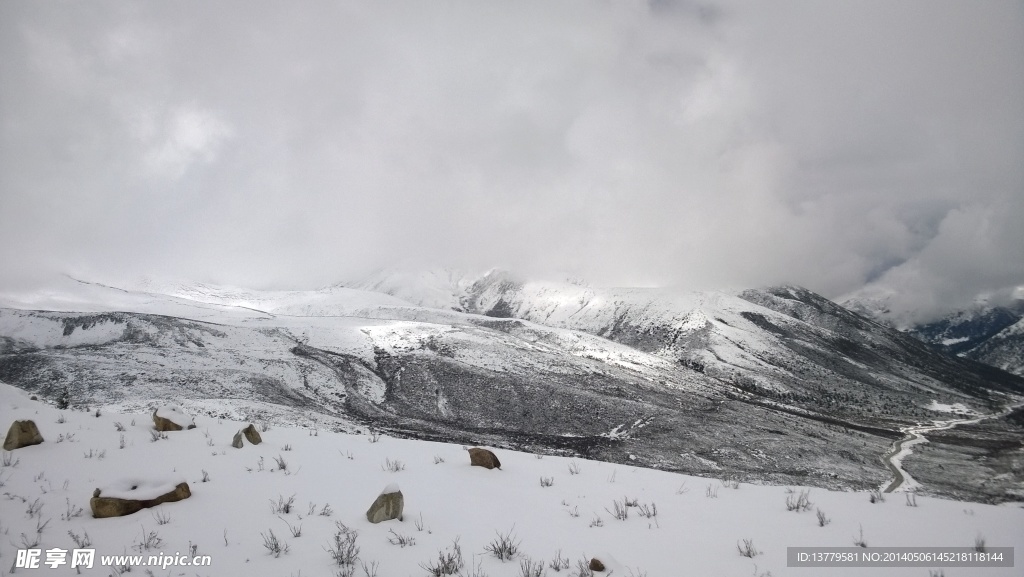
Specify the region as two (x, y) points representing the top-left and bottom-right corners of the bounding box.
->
(1, 1), (1022, 320)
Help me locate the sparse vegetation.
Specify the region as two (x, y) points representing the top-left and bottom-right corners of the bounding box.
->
(325, 521), (360, 566)
(68, 528), (91, 548)
(274, 454), (289, 472)
(133, 526), (163, 552)
(868, 489), (885, 503)
(815, 508), (830, 527)
(270, 494), (296, 514)
(567, 461), (581, 475)
(785, 489), (813, 512)
(519, 557), (545, 577)
(420, 537), (464, 576)
(636, 502), (658, 522)
(387, 528), (416, 547)
(606, 498), (629, 520)
(853, 524), (868, 548)
(539, 476), (554, 487)
(737, 538), (760, 557)
(549, 550), (570, 571)
(484, 528), (521, 561)
(262, 528), (289, 557)
(382, 458), (405, 472)
(279, 516), (302, 537)
(26, 497), (43, 518)
(152, 509), (171, 525)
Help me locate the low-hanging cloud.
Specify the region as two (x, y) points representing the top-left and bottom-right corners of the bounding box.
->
(1, 0), (1021, 320)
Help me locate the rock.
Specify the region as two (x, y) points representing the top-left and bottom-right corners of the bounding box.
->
(365, 484), (404, 523)
(231, 424), (261, 448)
(90, 481), (191, 519)
(589, 558), (606, 572)
(152, 406), (196, 432)
(3, 420), (44, 451)
(242, 423), (262, 445)
(468, 447), (501, 469)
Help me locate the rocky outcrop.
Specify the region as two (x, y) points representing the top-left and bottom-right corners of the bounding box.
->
(468, 447), (501, 470)
(90, 482), (191, 518)
(3, 420), (43, 451)
(589, 558), (606, 572)
(366, 484), (404, 523)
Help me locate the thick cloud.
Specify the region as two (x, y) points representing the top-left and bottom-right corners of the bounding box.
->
(1, 0), (1021, 319)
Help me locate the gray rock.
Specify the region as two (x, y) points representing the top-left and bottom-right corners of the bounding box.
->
(242, 423), (262, 445)
(365, 486), (404, 523)
(3, 420), (43, 451)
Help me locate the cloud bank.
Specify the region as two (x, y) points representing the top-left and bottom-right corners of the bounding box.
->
(1, 1), (1021, 319)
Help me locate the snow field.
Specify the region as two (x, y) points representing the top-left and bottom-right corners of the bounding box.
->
(1, 384), (1022, 576)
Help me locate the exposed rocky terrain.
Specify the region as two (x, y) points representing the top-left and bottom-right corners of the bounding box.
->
(1, 272), (1022, 502)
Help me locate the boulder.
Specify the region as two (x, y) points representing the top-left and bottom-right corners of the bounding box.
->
(589, 558), (606, 572)
(3, 420), (44, 451)
(365, 484), (404, 523)
(468, 447), (501, 470)
(231, 430), (244, 448)
(242, 423), (262, 445)
(90, 481), (191, 519)
(152, 406), (195, 432)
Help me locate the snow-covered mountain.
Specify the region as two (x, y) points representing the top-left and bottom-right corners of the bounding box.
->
(2, 271), (1023, 503)
(841, 287), (1024, 378)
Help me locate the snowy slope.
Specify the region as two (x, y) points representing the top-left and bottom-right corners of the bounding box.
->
(2, 272), (1023, 503)
(841, 286), (1024, 378)
(967, 318), (1024, 376)
(1, 383), (1021, 577)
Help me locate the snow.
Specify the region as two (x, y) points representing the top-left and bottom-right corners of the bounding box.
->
(940, 337), (970, 346)
(925, 400), (972, 414)
(380, 483), (401, 496)
(2, 383), (1020, 577)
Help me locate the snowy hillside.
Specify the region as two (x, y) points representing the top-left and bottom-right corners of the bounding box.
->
(2, 272), (1023, 504)
(1, 383), (1021, 577)
(967, 318), (1024, 377)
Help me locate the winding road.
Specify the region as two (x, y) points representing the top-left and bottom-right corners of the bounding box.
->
(881, 402), (1024, 493)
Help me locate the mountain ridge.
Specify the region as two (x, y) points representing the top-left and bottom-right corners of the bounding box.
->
(1, 270), (1022, 501)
